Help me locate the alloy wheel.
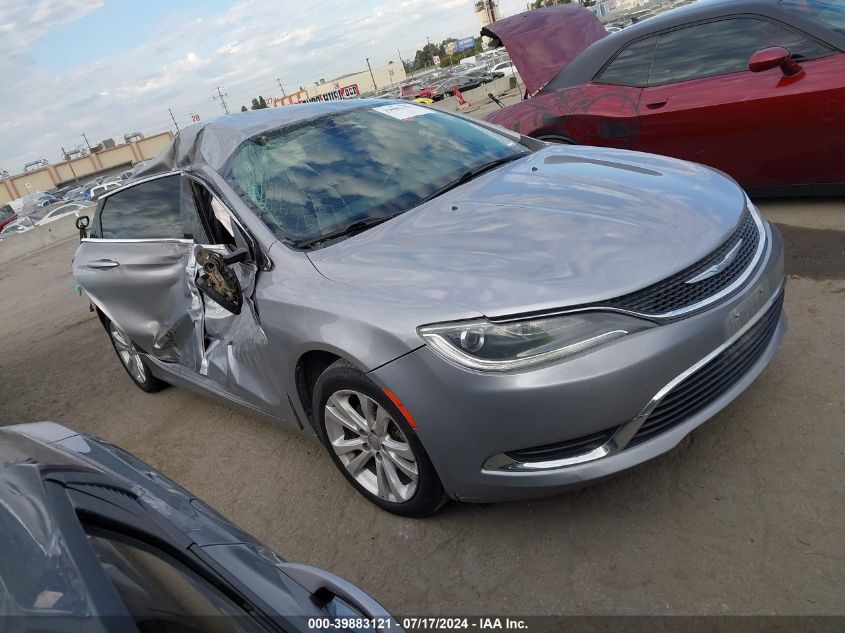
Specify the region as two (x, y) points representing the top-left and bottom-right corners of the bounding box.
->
(324, 389), (419, 503)
(109, 323), (147, 385)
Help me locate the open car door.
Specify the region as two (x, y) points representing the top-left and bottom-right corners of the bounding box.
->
(74, 173), (206, 370)
(74, 173), (277, 414)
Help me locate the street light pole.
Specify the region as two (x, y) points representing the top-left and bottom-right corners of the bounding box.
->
(276, 78), (286, 97)
(365, 58), (378, 92)
(61, 147), (81, 186)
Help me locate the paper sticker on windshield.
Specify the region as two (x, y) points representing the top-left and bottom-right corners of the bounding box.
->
(373, 104), (433, 120)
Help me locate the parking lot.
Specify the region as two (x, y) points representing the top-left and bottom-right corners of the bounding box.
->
(0, 195), (842, 616)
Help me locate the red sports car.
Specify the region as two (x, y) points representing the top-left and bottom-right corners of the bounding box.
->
(484, 0), (845, 196)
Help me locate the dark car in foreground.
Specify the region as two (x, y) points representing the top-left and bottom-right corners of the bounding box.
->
(73, 101), (784, 517)
(0, 422), (399, 631)
(484, 0), (845, 196)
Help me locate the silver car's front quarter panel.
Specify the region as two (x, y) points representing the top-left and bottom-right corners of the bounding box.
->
(370, 222), (785, 502)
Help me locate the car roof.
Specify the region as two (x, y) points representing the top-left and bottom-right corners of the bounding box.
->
(133, 99), (402, 177)
(542, 0), (845, 93)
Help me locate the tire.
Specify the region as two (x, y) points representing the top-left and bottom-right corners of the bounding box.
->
(313, 360), (447, 517)
(106, 319), (168, 393)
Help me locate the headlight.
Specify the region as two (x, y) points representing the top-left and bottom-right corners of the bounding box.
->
(418, 312), (654, 372)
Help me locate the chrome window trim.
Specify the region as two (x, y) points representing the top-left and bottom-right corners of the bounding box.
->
(489, 199), (769, 325)
(483, 277), (786, 473)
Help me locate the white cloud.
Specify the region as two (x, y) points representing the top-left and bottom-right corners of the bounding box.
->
(0, 0), (531, 172)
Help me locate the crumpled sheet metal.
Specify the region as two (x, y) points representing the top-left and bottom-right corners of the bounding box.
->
(133, 100), (373, 178)
(193, 248), (276, 410)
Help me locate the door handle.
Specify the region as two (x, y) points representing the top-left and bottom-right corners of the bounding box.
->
(87, 259), (120, 270)
(646, 98), (668, 110)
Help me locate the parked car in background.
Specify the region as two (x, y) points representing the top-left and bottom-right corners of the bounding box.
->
(0, 216), (36, 239)
(399, 82), (436, 100)
(88, 181), (122, 201)
(36, 201), (91, 225)
(119, 169), (134, 180)
(484, 0), (845, 195)
(74, 102), (784, 516)
(0, 422), (400, 629)
(0, 205), (17, 231)
(487, 60), (517, 77)
(64, 186), (87, 201)
(429, 74), (484, 99)
(464, 69), (504, 83)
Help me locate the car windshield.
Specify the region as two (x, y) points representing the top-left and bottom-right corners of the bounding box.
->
(781, 0), (845, 34)
(225, 105), (529, 245)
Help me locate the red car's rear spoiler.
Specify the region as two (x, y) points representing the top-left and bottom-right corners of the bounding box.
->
(481, 5), (608, 95)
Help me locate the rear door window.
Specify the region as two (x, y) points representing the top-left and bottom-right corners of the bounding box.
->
(97, 174), (184, 240)
(596, 37), (658, 86)
(649, 17), (834, 85)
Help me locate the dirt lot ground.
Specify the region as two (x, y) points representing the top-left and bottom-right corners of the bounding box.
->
(1, 198), (843, 617)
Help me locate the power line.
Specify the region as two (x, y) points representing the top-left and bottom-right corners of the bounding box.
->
(213, 85), (230, 115)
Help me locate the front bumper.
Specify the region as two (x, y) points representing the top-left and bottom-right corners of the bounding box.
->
(371, 223), (786, 503)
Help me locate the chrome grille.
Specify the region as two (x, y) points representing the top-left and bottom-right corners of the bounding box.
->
(605, 208), (760, 316)
(628, 289), (784, 447)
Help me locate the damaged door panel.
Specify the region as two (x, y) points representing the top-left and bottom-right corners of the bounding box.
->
(73, 173), (205, 370)
(186, 178), (281, 417)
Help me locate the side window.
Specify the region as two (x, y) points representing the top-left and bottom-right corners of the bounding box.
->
(649, 17), (834, 85)
(85, 529), (259, 633)
(98, 174), (184, 240)
(597, 37), (658, 86)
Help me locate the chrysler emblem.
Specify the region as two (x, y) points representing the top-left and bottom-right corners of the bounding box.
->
(685, 240), (743, 284)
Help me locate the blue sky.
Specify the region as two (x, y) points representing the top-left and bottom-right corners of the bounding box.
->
(0, 0), (528, 173)
(29, 0), (233, 72)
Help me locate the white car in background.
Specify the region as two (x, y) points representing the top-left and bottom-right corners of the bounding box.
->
(88, 181), (122, 201)
(37, 202), (91, 226)
(488, 60), (517, 77)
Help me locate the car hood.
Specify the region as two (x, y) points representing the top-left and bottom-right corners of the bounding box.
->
(307, 145), (747, 319)
(481, 4), (607, 94)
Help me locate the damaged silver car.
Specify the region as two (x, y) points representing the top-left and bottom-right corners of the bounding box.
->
(73, 100), (785, 516)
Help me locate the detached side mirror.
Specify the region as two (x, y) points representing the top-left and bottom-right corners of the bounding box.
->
(749, 46), (803, 77)
(195, 248), (243, 315)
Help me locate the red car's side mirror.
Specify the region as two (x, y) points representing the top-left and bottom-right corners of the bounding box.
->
(749, 47), (803, 76)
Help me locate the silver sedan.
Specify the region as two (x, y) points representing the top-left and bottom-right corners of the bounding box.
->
(73, 100), (785, 516)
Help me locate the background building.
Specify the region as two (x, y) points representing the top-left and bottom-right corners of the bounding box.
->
(476, 0), (500, 48)
(272, 62), (406, 106)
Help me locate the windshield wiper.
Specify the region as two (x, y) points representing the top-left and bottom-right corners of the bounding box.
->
(295, 215), (398, 249)
(415, 154), (526, 207)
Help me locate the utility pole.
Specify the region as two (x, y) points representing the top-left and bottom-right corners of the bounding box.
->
(168, 108), (180, 132)
(61, 147), (81, 186)
(81, 132), (92, 153)
(365, 58), (378, 92)
(276, 78), (286, 97)
(213, 85), (230, 115)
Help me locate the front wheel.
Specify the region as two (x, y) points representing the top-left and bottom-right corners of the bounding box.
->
(314, 360), (447, 517)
